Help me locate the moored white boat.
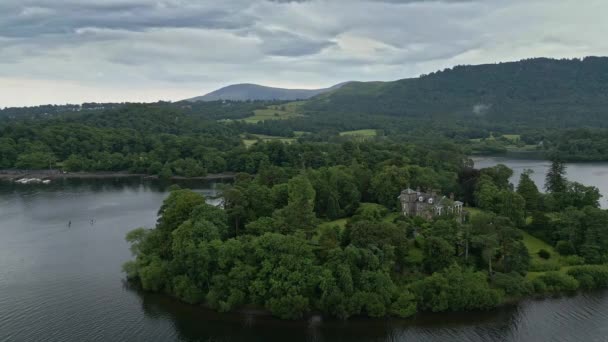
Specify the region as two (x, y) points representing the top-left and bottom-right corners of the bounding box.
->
(15, 178), (43, 184)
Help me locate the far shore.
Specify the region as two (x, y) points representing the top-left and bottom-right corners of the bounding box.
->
(0, 170), (236, 181)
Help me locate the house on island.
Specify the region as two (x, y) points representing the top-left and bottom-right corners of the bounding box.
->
(398, 187), (465, 222)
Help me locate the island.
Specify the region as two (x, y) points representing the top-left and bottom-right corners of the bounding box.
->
(123, 155), (608, 320)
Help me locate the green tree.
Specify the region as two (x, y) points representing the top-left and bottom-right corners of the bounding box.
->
(15, 151), (57, 169)
(423, 236), (455, 273)
(370, 166), (409, 209)
(274, 175), (317, 238)
(517, 169), (540, 212)
(545, 158), (567, 193)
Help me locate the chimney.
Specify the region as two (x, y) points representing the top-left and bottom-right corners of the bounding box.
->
(450, 193), (454, 200)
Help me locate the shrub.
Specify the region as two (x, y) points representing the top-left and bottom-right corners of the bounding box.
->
(536, 271), (579, 292)
(411, 265), (502, 313)
(555, 240), (575, 255)
(574, 274), (595, 289)
(139, 259), (168, 292)
(414, 236), (423, 249)
(391, 290), (417, 318)
(172, 275), (204, 304)
(531, 278), (547, 293)
(267, 294), (310, 319)
(560, 255), (585, 266)
(537, 249), (551, 259)
(566, 265), (608, 289)
(492, 272), (534, 296)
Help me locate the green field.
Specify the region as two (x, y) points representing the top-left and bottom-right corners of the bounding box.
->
(339, 129), (377, 137)
(469, 133), (520, 143)
(520, 229), (565, 274)
(502, 134), (521, 141)
(521, 230), (557, 259)
(242, 101), (305, 123)
(242, 139), (258, 148)
(241, 134), (296, 147)
(506, 144), (539, 152)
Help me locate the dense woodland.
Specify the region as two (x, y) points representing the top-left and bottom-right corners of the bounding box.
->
(123, 153), (608, 319)
(305, 57), (608, 130)
(2, 100), (608, 174)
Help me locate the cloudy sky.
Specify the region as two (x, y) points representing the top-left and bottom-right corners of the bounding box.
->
(0, 0), (606, 107)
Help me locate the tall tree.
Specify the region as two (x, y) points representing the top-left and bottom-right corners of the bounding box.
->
(545, 158), (567, 193)
(516, 169), (540, 212)
(274, 175), (317, 238)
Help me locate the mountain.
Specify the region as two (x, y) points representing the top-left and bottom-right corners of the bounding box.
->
(304, 57), (608, 129)
(186, 82), (347, 102)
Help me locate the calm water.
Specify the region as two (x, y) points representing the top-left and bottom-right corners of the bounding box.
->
(472, 157), (608, 208)
(1, 176), (608, 342)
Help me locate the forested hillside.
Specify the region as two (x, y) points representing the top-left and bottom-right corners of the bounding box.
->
(305, 57), (608, 130)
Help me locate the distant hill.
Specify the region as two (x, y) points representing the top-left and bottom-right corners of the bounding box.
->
(186, 82), (347, 102)
(305, 57), (608, 129)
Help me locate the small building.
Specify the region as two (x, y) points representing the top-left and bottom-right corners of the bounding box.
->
(398, 187), (464, 221)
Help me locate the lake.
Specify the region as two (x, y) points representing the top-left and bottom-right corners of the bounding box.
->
(1, 176), (608, 342)
(472, 156), (608, 208)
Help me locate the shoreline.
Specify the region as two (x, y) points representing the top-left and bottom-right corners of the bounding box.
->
(470, 154), (608, 163)
(0, 170), (236, 181)
(138, 282), (604, 322)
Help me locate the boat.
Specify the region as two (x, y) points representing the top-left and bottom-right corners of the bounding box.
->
(15, 178), (43, 184)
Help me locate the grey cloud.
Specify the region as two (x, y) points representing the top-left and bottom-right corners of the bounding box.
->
(255, 29), (335, 57)
(0, 1), (256, 38)
(0, 0), (607, 107)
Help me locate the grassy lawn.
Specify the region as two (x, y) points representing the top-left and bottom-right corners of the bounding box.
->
(520, 229), (565, 273)
(313, 218), (348, 243)
(506, 144), (539, 152)
(521, 230), (557, 258)
(339, 129), (377, 137)
(406, 241), (425, 265)
(469, 133), (520, 143)
(241, 134), (296, 148)
(242, 101), (305, 123)
(314, 205), (397, 240)
(502, 134), (521, 141)
(464, 207), (484, 219)
(382, 212), (401, 223)
(242, 139), (258, 148)
(318, 218), (348, 231)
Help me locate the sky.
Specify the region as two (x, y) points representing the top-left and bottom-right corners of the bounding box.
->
(0, 0), (607, 107)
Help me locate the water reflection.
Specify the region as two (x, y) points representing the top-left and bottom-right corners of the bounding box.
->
(128, 283), (608, 342)
(126, 280), (524, 342)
